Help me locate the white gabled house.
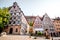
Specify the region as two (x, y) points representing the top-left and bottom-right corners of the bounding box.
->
(33, 16), (44, 33)
(8, 2), (30, 35)
(20, 12), (30, 34)
(42, 13), (55, 33)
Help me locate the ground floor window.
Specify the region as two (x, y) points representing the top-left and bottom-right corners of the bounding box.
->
(16, 28), (18, 32)
(35, 31), (43, 36)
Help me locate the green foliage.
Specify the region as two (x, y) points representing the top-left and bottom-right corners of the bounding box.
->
(0, 7), (10, 29)
(37, 32), (43, 35)
(29, 22), (33, 26)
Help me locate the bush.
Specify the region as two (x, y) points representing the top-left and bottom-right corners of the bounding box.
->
(37, 32), (43, 35)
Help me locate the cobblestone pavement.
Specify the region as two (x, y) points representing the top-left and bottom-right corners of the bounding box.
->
(0, 35), (60, 40)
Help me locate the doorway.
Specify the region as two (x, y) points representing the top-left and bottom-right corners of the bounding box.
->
(9, 28), (13, 34)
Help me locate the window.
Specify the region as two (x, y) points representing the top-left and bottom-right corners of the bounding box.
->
(19, 12), (20, 14)
(57, 28), (60, 30)
(10, 17), (12, 19)
(16, 21), (20, 24)
(58, 25), (60, 26)
(16, 13), (19, 15)
(49, 26), (53, 28)
(9, 22), (11, 24)
(10, 13), (12, 15)
(18, 21), (20, 24)
(14, 17), (16, 19)
(18, 16), (20, 19)
(16, 28), (18, 32)
(14, 13), (16, 15)
(50, 29), (54, 31)
(13, 21), (15, 24)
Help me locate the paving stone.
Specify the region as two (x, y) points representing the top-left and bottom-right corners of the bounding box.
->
(0, 35), (58, 40)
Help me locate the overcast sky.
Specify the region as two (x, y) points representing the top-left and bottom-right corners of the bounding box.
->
(0, 0), (60, 18)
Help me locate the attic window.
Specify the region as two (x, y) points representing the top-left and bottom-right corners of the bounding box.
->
(13, 21), (15, 24)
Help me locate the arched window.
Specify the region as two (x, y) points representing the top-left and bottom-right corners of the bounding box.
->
(9, 28), (13, 34)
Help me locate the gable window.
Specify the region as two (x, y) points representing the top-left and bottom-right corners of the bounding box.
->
(16, 21), (20, 25)
(18, 16), (20, 19)
(10, 13), (12, 15)
(13, 21), (15, 24)
(14, 17), (16, 19)
(9, 22), (11, 24)
(10, 17), (12, 19)
(16, 13), (19, 15)
(17, 21), (20, 24)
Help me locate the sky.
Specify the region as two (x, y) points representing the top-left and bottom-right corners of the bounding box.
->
(0, 0), (60, 18)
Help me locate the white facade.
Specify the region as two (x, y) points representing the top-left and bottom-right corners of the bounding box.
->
(33, 16), (44, 33)
(9, 2), (21, 26)
(42, 13), (55, 33)
(8, 2), (55, 34)
(9, 2), (29, 34)
(20, 12), (30, 34)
